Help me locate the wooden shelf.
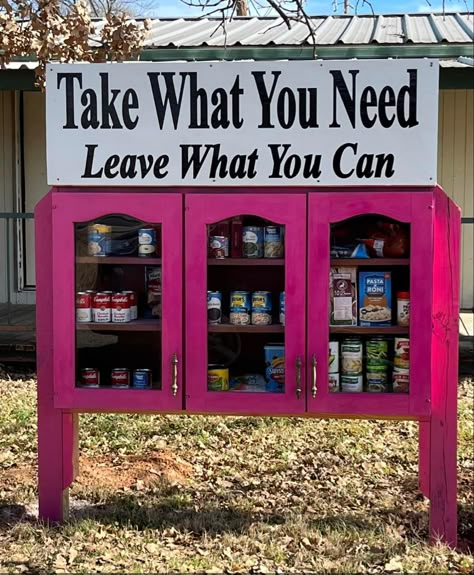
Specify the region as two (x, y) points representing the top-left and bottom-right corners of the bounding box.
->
(76, 319), (161, 332)
(209, 324), (284, 333)
(330, 258), (410, 266)
(208, 258), (284, 266)
(76, 256), (161, 265)
(330, 326), (409, 335)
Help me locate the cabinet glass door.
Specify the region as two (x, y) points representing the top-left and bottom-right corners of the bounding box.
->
(52, 192), (183, 411)
(307, 192), (433, 418)
(185, 194), (306, 415)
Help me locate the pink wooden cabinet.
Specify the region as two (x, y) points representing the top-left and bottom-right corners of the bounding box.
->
(36, 186), (460, 546)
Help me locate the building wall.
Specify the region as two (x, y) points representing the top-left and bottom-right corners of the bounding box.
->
(1, 87), (474, 309)
(438, 89), (474, 310)
(0, 92), (15, 304)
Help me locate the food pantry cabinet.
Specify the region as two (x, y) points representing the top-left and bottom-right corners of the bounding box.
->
(38, 187), (457, 421)
(36, 186), (459, 545)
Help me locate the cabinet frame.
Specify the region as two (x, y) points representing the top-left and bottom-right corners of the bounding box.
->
(184, 193), (307, 415)
(307, 191), (434, 418)
(49, 191), (184, 412)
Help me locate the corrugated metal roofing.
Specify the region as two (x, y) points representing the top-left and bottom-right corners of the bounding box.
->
(115, 12), (474, 47)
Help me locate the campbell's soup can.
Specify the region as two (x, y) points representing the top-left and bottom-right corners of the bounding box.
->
(122, 290), (137, 320)
(133, 369), (152, 388)
(138, 228), (157, 257)
(111, 293), (131, 323)
(92, 292), (111, 322)
(76, 292), (92, 323)
(341, 374), (363, 392)
(79, 368), (100, 388)
(111, 368), (130, 388)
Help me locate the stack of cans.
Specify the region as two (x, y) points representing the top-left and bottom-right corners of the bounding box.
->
(340, 337), (363, 392)
(76, 291), (137, 324)
(365, 337), (389, 392)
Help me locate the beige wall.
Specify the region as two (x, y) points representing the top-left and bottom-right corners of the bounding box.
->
(438, 89), (474, 310)
(1, 87), (473, 308)
(0, 92), (15, 303)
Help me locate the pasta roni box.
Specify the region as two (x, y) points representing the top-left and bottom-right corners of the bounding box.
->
(359, 271), (392, 326)
(330, 267), (357, 326)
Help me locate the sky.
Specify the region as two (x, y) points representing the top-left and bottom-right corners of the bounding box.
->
(148, 0), (474, 18)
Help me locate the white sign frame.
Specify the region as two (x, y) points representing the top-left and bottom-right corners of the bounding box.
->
(46, 60), (439, 187)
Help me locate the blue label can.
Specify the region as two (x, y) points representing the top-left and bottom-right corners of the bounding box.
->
(264, 226), (284, 258)
(207, 291), (222, 324)
(279, 292), (285, 325)
(88, 224), (111, 256)
(230, 291), (251, 325)
(133, 369), (152, 388)
(251, 291), (272, 325)
(242, 226), (264, 258)
(138, 228), (157, 257)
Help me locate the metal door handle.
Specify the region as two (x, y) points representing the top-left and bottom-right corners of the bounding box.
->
(311, 354), (318, 398)
(296, 356), (302, 399)
(171, 353), (178, 396)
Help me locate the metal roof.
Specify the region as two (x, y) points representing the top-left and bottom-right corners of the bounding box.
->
(89, 12), (474, 47)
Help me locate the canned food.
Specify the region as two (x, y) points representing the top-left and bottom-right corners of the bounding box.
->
(122, 291), (137, 320)
(341, 337), (363, 375)
(79, 368), (100, 388)
(366, 337), (388, 369)
(92, 292), (111, 322)
(88, 224), (111, 256)
(208, 366), (229, 391)
(111, 368), (130, 388)
(133, 369), (152, 388)
(279, 292), (285, 325)
(76, 292), (92, 323)
(111, 292), (131, 323)
(366, 369), (389, 392)
(341, 374), (363, 392)
(328, 341), (339, 374)
(242, 226), (264, 258)
(394, 337), (410, 369)
(209, 236), (229, 259)
(393, 368), (410, 393)
(229, 291), (251, 325)
(138, 228), (157, 257)
(207, 291), (222, 324)
(251, 291), (272, 325)
(329, 373), (340, 392)
(397, 292), (410, 327)
(264, 226), (283, 258)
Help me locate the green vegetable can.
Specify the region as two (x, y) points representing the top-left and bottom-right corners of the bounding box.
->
(366, 337), (388, 369)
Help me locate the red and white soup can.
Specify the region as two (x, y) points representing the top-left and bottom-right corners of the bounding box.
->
(111, 368), (130, 388)
(92, 292), (111, 322)
(111, 292), (131, 323)
(79, 368), (100, 388)
(122, 290), (137, 320)
(76, 292), (92, 323)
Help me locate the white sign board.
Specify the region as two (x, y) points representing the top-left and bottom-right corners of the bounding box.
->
(46, 60), (439, 187)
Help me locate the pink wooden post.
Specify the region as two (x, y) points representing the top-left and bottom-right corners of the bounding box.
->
(428, 188), (460, 547)
(36, 193), (78, 522)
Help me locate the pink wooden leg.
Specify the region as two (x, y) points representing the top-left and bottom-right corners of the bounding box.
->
(429, 394), (457, 547)
(418, 421), (430, 497)
(428, 190), (460, 548)
(38, 405), (78, 522)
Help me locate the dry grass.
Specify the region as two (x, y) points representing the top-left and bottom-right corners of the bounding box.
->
(0, 370), (472, 573)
